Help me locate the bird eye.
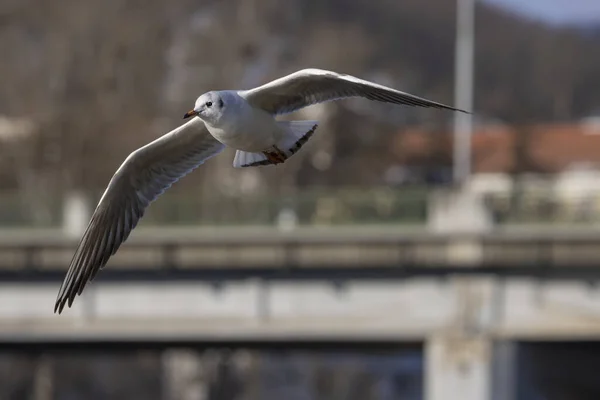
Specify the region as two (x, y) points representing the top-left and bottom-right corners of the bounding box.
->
(206, 102), (212, 107)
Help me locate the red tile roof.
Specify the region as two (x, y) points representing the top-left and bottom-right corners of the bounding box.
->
(392, 121), (600, 173)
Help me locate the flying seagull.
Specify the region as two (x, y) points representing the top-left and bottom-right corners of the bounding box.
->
(54, 68), (468, 313)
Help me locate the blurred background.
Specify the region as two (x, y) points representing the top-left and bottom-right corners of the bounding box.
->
(1, 0), (600, 399)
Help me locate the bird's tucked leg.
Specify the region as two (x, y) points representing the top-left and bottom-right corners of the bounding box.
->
(262, 146), (287, 164)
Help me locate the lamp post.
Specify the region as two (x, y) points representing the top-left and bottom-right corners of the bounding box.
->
(453, 0), (475, 184)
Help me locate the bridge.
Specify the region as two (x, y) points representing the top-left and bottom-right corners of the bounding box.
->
(3, 225), (600, 400)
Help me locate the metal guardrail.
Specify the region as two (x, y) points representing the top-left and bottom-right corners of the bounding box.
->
(1, 227), (600, 273)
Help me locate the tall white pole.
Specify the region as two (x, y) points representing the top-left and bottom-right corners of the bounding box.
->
(453, 0), (475, 184)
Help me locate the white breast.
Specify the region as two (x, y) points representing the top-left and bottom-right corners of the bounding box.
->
(206, 93), (282, 152)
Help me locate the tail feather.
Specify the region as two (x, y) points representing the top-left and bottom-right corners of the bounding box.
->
(233, 151), (271, 167)
(276, 120), (318, 157)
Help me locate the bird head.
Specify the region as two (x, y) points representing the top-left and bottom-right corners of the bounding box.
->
(183, 91), (225, 124)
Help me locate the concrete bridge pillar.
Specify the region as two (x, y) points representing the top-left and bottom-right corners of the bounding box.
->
(426, 335), (492, 400)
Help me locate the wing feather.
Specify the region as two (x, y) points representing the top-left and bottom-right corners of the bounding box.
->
(54, 118), (225, 313)
(240, 68), (468, 115)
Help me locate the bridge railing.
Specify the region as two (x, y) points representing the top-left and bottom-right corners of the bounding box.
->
(1, 227), (600, 273)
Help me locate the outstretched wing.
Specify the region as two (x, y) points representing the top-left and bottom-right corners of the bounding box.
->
(240, 68), (468, 115)
(54, 118), (225, 314)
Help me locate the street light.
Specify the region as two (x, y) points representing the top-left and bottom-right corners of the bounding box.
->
(453, 0), (475, 184)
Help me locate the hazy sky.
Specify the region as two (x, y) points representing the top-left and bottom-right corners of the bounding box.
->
(485, 0), (600, 24)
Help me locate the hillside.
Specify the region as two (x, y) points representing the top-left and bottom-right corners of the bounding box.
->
(0, 0), (599, 215)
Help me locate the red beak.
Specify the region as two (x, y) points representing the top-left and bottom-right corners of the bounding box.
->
(183, 109), (198, 119)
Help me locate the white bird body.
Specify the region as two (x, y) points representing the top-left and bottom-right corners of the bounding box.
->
(204, 91), (283, 152)
(54, 68), (469, 314)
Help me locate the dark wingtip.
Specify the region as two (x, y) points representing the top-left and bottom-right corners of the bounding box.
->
(54, 293), (72, 314)
(443, 105), (471, 114)
(54, 298), (63, 314)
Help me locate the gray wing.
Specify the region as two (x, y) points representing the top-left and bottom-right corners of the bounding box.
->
(239, 68), (468, 115)
(54, 118), (225, 314)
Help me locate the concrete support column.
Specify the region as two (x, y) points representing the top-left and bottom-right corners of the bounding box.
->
(428, 188), (492, 233)
(425, 335), (492, 400)
(161, 350), (206, 400)
(33, 355), (53, 400)
(62, 190), (90, 238)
